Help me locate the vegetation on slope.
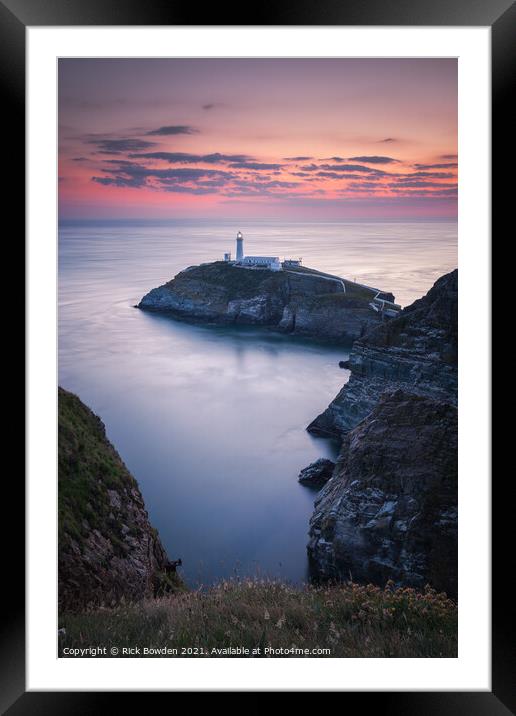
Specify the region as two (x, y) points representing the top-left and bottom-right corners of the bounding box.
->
(59, 578), (457, 658)
(59, 387), (140, 550)
(168, 261), (286, 300)
(284, 265), (394, 301)
(59, 387), (184, 611)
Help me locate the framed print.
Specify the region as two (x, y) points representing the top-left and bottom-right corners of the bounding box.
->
(4, 0), (510, 708)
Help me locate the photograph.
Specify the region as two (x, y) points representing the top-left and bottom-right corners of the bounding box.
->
(56, 56), (459, 659)
(0, 0), (504, 701)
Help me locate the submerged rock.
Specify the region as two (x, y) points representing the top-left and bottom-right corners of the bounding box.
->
(308, 390), (457, 597)
(298, 458), (335, 488)
(138, 261), (396, 343)
(308, 269), (458, 437)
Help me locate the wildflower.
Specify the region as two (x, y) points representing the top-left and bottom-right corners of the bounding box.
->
(275, 616), (286, 629)
(264, 609), (270, 621)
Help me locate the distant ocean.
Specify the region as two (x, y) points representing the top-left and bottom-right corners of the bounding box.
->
(59, 219), (457, 586)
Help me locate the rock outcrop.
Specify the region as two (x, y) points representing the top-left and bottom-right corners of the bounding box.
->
(298, 458), (335, 488)
(138, 261), (396, 342)
(308, 390), (458, 597)
(308, 269), (457, 437)
(58, 387), (181, 612)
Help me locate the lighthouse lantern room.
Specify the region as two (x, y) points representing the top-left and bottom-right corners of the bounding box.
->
(236, 231), (244, 261)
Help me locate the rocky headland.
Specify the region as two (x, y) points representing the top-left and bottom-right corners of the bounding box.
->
(308, 269), (458, 437)
(303, 270), (458, 596)
(308, 390), (457, 596)
(138, 261), (397, 342)
(58, 387), (183, 612)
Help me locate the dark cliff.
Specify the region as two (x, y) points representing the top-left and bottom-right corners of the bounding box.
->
(308, 269), (458, 437)
(138, 261), (396, 343)
(308, 390), (457, 597)
(304, 269), (458, 596)
(58, 387), (181, 612)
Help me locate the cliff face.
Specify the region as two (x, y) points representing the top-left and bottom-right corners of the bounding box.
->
(58, 388), (179, 612)
(308, 269), (457, 437)
(138, 261), (395, 342)
(308, 390), (458, 597)
(304, 270), (458, 595)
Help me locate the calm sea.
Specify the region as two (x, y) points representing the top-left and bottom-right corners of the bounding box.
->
(58, 219), (457, 586)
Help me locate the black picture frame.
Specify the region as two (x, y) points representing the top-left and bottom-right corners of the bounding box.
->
(5, 0), (508, 709)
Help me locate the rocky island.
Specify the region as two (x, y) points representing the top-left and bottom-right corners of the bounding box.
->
(138, 260), (399, 343)
(303, 270), (458, 596)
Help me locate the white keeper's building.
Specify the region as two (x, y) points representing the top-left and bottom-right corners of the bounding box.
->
(239, 255), (282, 271)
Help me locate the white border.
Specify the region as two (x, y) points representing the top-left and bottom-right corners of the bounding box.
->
(27, 26), (490, 691)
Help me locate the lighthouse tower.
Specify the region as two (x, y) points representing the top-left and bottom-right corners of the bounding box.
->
(236, 231), (244, 261)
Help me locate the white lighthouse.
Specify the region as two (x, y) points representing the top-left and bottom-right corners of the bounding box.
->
(225, 230), (281, 271)
(236, 231), (244, 261)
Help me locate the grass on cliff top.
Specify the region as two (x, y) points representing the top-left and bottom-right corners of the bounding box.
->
(285, 265), (384, 299)
(171, 261), (284, 297)
(172, 261), (381, 304)
(59, 579), (457, 658)
(290, 292), (374, 310)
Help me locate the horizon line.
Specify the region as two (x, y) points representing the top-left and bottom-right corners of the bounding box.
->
(58, 215), (458, 224)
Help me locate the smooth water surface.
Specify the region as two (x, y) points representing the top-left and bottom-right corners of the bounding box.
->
(58, 219), (457, 585)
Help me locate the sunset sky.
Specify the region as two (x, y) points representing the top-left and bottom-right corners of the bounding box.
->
(58, 58), (457, 220)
